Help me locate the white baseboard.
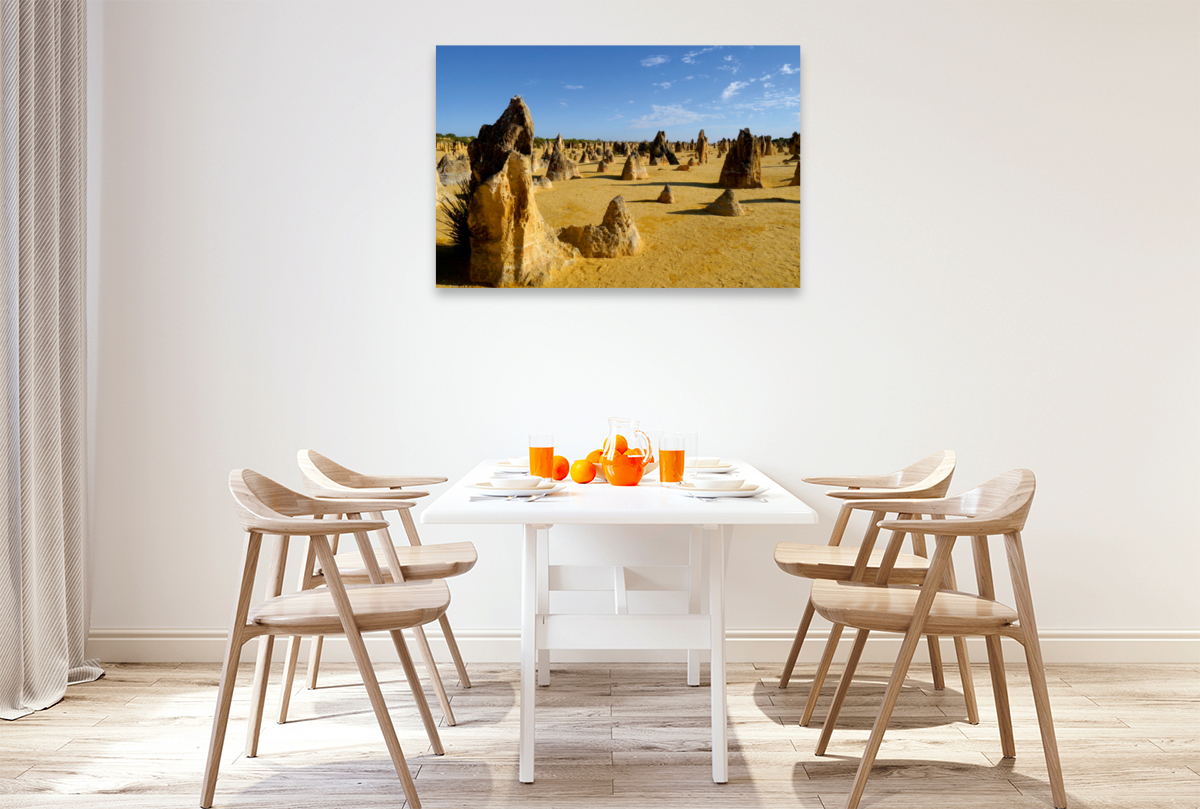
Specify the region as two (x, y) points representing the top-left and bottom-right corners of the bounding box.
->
(88, 626), (1200, 665)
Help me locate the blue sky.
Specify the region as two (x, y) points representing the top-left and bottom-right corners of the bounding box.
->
(436, 46), (800, 143)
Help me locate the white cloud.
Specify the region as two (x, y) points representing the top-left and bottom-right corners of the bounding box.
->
(559, 101), (567, 107)
(779, 63), (798, 74)
(718, 56), (743, 75)
(628, 103), (714, 129)
(685, 76), (694, 81)
(721, 81), (748, 101)
(762, 82), (774, 88)
(564, 84), (584, 90)
(641, 55), (669, 67)
(724, 55), (733, 61)
(607, 113), (624, 121)
(655, 82), (673, 90)
(682, 47), (714, 64)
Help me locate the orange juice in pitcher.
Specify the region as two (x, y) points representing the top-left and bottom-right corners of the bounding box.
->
(601, 417), (654, 486)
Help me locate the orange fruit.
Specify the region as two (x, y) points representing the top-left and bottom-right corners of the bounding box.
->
(586, 448), (603, 464)
(626, 448), (644, 456)
(602, 434), (629, 455)
(570, 459), (597, 484)
(551, 455), (569, 481)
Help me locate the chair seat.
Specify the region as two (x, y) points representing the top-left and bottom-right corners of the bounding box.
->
(249, 580), (451, 635)
(774, 542), (931, 585)
(318, 541), (477, 583)
(810, 580), (1018, 636)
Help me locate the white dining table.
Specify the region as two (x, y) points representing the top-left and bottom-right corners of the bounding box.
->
(420, 459), (818, 784)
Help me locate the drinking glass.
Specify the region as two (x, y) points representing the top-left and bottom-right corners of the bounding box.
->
(529, 433), (554, 478)
(658, 432), (686, 483)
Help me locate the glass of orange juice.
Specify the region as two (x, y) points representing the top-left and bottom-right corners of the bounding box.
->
(529, 433), (554, 478)
(659, 432), (686, 483)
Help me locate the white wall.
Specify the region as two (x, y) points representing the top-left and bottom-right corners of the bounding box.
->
(87, 0), (1200, 663)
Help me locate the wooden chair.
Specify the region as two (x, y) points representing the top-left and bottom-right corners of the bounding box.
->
(809, 469), (1066, 809)
(775, 450), (978, 727)
(203, 469), (450, 809)
(274, 450), (475, 728)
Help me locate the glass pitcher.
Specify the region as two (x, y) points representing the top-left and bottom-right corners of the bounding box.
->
(602, 416), (655, 486)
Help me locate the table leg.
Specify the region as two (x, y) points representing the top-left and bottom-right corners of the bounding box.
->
(710, 524), (730, 784)
(520, 524), (539, 783)
(688, 527), (703, 687)
(537, 526), (550, 687)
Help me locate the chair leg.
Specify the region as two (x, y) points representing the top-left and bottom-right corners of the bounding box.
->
(815, 628), (870, 755)
(305, 635), (324, 688)
(842, 625), (924, 809)
(1006, 532), (1067, 809)
(439, 613), (471, 688)
(389, 628), (445, 756)
(953, 635), (979, 724)
(840, 535), (957, 809)
(244, 635), (275, 757)
(277, 634), (303, 723)
(412, 623), (457, 726)
(801, 622), (843, 726)
(779, 597), (816, 689)
(925, 635), (946, 690)
(201, 533), (262, 809)
(985, 634), (1015, 756)
(311, 535), (424, 808)
(200, 631), (247, 808)
(244, 534), (288, 757)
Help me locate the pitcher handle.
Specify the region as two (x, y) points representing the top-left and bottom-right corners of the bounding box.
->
(635, 430), (655, 463)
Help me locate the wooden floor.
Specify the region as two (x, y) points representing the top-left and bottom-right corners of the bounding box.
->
(1, 659), (1197, 808)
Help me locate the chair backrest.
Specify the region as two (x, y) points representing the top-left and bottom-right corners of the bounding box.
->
(828, 450), (956, 502)
(874, 469), (1036, 537)
(895, 450), (956, 489)
(229, 468), (318, 530)
(298, 450), (375, 493)
(940, 469), (1036, 534)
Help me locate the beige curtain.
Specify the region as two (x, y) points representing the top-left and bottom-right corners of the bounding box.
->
(0, 0), (98, 721)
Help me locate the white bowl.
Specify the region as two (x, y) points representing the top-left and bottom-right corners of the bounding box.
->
(508, 456), (529, 466)
(492, 476), (543, 489)
(691, 476), (745, 490)
(688, 457), (723, 468)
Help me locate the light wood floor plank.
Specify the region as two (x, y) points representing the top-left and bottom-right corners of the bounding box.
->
(0, 661), (1196, 808)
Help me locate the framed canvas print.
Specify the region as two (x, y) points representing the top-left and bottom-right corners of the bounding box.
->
(436, 46), (800, 289)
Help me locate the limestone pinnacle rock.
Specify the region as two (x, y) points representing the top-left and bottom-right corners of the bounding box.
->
(545, 133), (581, 181)
(556, 195), (644, 258)
(718, 128), (763, 189)
(468, 95), (535, 189)
(706, 188), (747, 217)
(620, 153), (648, 181)
(657, 184), (674, 203)
(466, 100), (578, 286)
(650, 130), (679, 166)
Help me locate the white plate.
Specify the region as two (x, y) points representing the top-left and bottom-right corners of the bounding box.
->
(688, 465), (737, 474)
(495, 460), (529, 470)
(673, 482), (768, 498)
(472, 481), (564, 496)
(686, 459), (733, 471)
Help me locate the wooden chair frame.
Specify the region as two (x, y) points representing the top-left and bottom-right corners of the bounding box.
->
(775, 451), (979, 727)
(810, 470), (1066, 809)
(203, 470), (449, 809)
(275, 450), (473, 729)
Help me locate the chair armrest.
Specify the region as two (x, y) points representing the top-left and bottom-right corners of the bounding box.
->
(249, 517), (389, 536)
(877, 516), (1008, 536)
(310, 488), (429, 500)
(357, 474), (448, 488)
(308, 497), (416, 516)
(828, 486), (940, 501)
(803, 474), (898, 488)
(840, 496), (958, 514)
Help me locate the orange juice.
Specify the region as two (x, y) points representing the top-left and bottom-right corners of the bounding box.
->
(659, 449), (685, 483)
(529, 445), (554, 478)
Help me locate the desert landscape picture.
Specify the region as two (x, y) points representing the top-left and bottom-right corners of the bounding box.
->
(436, 46), (800, 288)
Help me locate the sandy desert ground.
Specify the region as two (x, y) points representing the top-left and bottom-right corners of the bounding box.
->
(436, 148), (800, 288)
